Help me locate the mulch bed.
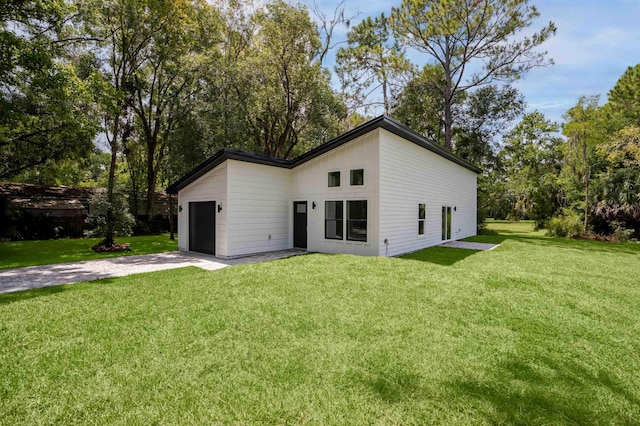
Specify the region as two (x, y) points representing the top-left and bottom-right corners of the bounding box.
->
(91, 241), (131, 252)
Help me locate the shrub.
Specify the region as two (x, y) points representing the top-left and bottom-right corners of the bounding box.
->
(478, 227), (498, 236)
(611, 221), (635, 242)
(546, 210), (583, 238)
(84, 193), (135, 239)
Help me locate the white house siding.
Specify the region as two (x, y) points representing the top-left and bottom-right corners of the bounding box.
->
(177, 162), (228, 256)
(378, 130), (477, 257)
(290, 131), (380, 256)
(225, 160), (291, 257)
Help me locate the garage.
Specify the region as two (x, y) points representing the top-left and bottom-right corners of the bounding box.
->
(189, 201), (216, 255)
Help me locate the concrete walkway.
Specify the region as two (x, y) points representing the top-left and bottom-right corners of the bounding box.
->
(440, 241), (500, 251)
(0, 249), (306, 294)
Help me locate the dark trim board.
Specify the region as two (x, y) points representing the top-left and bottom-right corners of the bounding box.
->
(167, 115), (480, 194)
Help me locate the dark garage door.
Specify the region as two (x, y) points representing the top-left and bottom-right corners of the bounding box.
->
(189, 201), (215, 255)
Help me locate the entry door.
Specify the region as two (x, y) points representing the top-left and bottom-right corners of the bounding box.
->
(189, 201), (216, 255)
(293, 201), (307, 249)
(442, 206), (452, 241)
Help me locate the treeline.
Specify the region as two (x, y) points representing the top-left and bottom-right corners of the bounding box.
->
(2, 1), (636, 242)
(488, 65), (640, 240)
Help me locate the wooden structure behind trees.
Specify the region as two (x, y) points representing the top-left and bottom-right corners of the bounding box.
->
(0, 183), (177, 240)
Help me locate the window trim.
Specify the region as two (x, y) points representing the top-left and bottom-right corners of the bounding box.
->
(346, 200), (367, 242)
(350, 168), (364, 186)
(328, 171), (341, 188)
(324, 200), (343, 240)
(418, 203), (426, 236)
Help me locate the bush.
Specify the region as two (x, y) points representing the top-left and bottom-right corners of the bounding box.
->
(84, 193), (135, 239)
(546, 210), (583, 238)
(611, 221), (635, 242)
(478, 228), (498, 236)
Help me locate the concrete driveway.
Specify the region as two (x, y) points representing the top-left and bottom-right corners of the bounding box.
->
(0, 249), (305, 294)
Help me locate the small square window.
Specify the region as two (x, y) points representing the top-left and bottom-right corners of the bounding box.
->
(328, 171), (340, 187)
(350, 169), (364, 186)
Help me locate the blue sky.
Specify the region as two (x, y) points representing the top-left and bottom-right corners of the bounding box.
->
(312, 0), (640, 124)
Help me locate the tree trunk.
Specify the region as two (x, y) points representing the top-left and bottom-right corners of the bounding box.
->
(582, 144), (590, 234)
(583, 166), (590, 234)
(145, 161), (156, 228)
(382, 78), (389, 115)
(105, 135), (118, 247)
(443, 36), (454, 151)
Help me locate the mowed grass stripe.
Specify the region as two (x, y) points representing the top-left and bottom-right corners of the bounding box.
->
(0, 234), (178, 269)
(1, 223), (639, 424)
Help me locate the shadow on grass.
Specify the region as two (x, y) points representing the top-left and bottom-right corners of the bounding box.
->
(400, 247), (479, 266)
(0, 284), (70, 305)
(468, 232), (640, 255)
(448, 354), (640, 424)
(344, 352), (424, 403)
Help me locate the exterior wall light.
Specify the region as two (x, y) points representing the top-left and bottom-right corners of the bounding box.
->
(178, 205), (183, 212)
(312, 202), (316, 209)
(218, 204), (222, 213)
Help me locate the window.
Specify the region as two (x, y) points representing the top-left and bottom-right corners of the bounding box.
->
(325, 201), (343, 239)
(350, 169), (364, 186)
(418, 204), (426, 235)
(442, 206), (452, 240)
(328, 171), (340, 187)
(347, 200), (367, 241)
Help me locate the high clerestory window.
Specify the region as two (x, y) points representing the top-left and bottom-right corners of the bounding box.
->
(328, 171), (340, 187)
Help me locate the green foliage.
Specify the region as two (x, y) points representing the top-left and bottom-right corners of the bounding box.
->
(335, 13), (413, 115)
(9, 150), (110, 187)
(0, 1), (99, 178)
(239, 0), (345, 158)
(608, 64), (640, 126)
(392, 64), (447, 143)
(390, 0), (556, 149)
(454, 85), (525, 166)
(546, 209), (582, 238)
(84, 193), (135, 239)
(561, 96), (609, 233)
(500, 112), (564, 228)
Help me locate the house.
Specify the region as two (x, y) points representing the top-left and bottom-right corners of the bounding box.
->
(166, 115), (480, 258)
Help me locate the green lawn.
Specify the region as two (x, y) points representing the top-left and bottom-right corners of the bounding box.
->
(0, 234), (178, 269)
(1, 225), (639, 424)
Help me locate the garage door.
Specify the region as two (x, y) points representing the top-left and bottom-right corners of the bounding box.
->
(189, 201), (215, 255)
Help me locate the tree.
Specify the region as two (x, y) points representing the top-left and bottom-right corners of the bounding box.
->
(335, 13), (413, 115)
(128, 0), (222, 224)
(562, 96), (606, 233)
(390, 0), (556, 150)
(454, 85), (525, 166)
(501, 112), (564, 227)
(608, 64), (640, 126)
(8, 149), (110, 187)
(0, 1), (98, 178)
(239, 0), (345, 158)
(310, 0), (356, 65)
(78, 0), (153, 246)
(392, 64), (447, 143)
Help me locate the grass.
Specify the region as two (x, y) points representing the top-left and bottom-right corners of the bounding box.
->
(0, 234), (178, 269)
(1, 224), (639, 424)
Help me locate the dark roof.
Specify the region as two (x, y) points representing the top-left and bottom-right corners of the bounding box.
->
(0, 182), (100, 199)
(166, 115), (481, 194)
